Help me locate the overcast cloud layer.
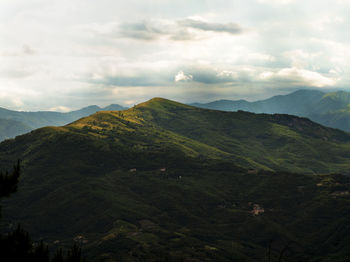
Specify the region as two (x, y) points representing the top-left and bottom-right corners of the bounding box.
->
(0, 0), (349, 111)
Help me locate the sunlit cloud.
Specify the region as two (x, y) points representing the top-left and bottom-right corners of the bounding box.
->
(175, 71), (193, 82)
(259, 67), (338, 88)
(48, 106), (71, 112)
(177, 19), (243, 34)
(257, 0), (296, 5)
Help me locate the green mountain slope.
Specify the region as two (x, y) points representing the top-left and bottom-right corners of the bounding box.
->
(1, 98), (350, 261)
(192, 89), (350, 132)
(314, 91), (350, 113)
(0, 104), (126, 142)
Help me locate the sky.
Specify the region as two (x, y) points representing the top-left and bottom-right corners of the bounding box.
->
(0, 0), (349, 111)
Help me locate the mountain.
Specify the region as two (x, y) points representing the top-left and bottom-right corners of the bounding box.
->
(191, 89), (350, 132)
(0, 104), (126, 142)
(191, 90), (325, 114)
(1, 98), (350, 261)
(0, 119), (32, 142)
(102, 104), (125, 111)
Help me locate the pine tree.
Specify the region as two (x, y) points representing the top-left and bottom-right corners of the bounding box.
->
(31, 241), (50, 262)
(0, 225), (32, 261)
(52, 248), (64, 262)
(0, 160), (20, 198)
(65, 244), (85, 262)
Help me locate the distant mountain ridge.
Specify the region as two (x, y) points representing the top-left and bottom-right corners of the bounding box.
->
(0, 118), (32, 141)
(191, 89), (350, 132)
(0, 103), (126, 141)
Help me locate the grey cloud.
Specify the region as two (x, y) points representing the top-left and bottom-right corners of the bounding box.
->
(0, 45), (36, 57)
(86, 67), (241, 88)
(118, 20), (199, 41)
(118, 18), (244, 41)
(22, 45), (36, 55)
(0, 68), (35, 79)
(87, 66), (242, 87)
(185, 68), (239, 84)
(178, 19), (243, 34)
(169, 29), (197, 41)
(193, 71), (227, 84)
(119, 21), (167, 40)
(88, 74), (173, 87)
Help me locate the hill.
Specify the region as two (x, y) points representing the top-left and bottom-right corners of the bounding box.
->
(0, 104), (126, 142)
(192, 89), (350, 132)
(1, 98), (350, 261)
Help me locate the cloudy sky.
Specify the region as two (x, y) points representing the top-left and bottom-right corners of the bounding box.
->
(0, 0), (349, 111)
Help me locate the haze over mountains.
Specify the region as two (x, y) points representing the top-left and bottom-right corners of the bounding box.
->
(1, 98), (350, 261)
(0, 104), (126, 141)
(192, 90), (350, 132)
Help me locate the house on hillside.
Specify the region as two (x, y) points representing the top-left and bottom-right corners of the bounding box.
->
(251, 204), (265, 216)
(247, 169), (258, 175)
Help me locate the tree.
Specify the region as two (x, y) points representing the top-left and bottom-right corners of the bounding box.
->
(65, 244), (85, 262)
(0, 160), (20, 198)
(52, 248), (64, 262)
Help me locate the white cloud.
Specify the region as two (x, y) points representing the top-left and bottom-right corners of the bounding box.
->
(48, 106), (71, 112)
(0, 94), (24, 109)
(260, 67), (338, 87)
(259, 71), (274, 79)
(283, 49), (322, 68)
(77, 17), (244, 43)
(0, 45), (36, 57)
(217, 70), (239, 79)
(175, 71), (193, 82)
(246, 53), (275, 62)
(257, 0), (295, 5)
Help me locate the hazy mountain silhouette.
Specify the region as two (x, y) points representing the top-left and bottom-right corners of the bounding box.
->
(192, 89), (350, 132)
(0, 104), (126, 141)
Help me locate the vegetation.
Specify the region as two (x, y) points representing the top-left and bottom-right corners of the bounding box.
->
(0, 163), (85, 261)
(1, 98), (350, 261)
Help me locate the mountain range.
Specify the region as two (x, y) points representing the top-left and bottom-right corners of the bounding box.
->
(191, 89), (350, 132)
(0, 104), (126, 141)
(3, 89), (350, 142)
(1, 98), (350, 261)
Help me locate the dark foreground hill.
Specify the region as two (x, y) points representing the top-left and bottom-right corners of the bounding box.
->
(1, 98), (350, 261)
(0, 104), (126, 142)
(192, 89), (350, 132)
